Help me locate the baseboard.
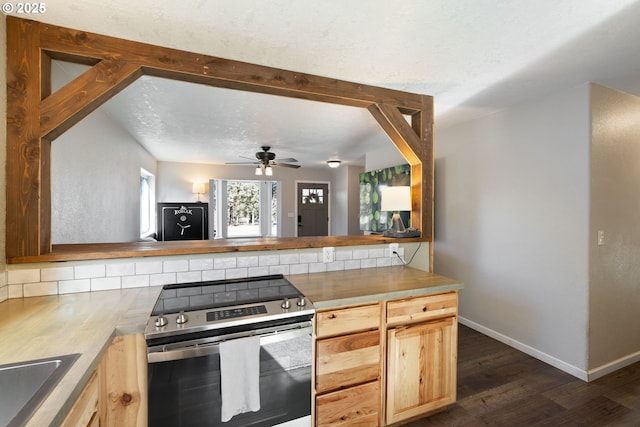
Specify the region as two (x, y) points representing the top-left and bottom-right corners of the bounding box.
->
(587, 349), (640, 381)
(458, 316), (589, 381)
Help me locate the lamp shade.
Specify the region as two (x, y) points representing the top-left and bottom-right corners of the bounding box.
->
(192, 183), (205, 194)
(381, 186), (411, 211)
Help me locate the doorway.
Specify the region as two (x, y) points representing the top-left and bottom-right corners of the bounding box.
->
(297, 182), (329, 237)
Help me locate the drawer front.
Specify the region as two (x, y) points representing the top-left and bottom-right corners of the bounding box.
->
(316, 380), (379, 427)
(316, 330), (380, 394)
(387, 291), (458, 327)
(316, 303), (380, 338)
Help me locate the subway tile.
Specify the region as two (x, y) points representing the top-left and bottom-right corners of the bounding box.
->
(308, 263), (327, 274)
(225, 268), (248, 280)
(136, 261), (163, 275)
(299, 252), (318, 263)
(376, 258), (392, 268)
(361, 258), (378, 269)
(106, 262), (135, 277)
(91, 277), (121, 291)
(247, 266), (270, 277)
(326, 261), (345, 272)
(258, 254), (279, 266)
(23, 282), (58, 297)
(237, 256), (259, 268)
(202, 270), (226, 282)
(8, 285), (23, 299)
(149, 273), (177, 286)
(345, 259), (361, 270)
(352, 249), (369, 259)
(368, 248), (384, 258)
(177, 271), (202, 283)
(189, 258), (214, 271)
(59, 279), (91, 294)
(214, 257), (237, 269)
(289, 264), (309, 275)
(269, 265), (290, 276)
(122, 275), (150, 289)
(164, 259), (189, 273)
(75, 264), (106, 280)
(41, 266), (74, 282)
(279, 253), (299, 265)
(335, 250), (353, 261)
(7, 269), (40, 285)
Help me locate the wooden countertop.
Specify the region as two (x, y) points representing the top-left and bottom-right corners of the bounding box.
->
(0, 287), (161, 427)
(290, 266), (463, 309)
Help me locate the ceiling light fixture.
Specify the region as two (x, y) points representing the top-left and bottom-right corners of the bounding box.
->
(265, 165), (273, 176)
(327, 160), (341, 168)
(255, 165), (263, 176)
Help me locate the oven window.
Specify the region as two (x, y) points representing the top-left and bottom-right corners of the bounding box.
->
(148, 335), (311, 427)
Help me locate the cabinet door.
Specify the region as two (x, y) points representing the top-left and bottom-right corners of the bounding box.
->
(386, 316), (457, 425)
(60, 371), (99, 427)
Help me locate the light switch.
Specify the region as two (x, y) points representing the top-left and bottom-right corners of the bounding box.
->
(597, 230), (605, 246)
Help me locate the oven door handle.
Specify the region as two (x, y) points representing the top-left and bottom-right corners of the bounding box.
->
(148, 324), (311, 363)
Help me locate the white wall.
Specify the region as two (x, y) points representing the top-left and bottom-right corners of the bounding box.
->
(52, 109), (157, 244)
(331, 165), (364, 236)
(434, 84), (592, 374)
(589, 84), (640, 371)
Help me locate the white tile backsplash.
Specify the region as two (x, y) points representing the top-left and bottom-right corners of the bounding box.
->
(4, 244), (423, 299)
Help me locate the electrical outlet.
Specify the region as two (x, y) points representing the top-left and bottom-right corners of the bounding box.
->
(389, 243), (399, 258)
(322, 246), (335, 263)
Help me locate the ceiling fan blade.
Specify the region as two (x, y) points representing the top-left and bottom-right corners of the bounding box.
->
(225, 161), (259, 165)
(273, 162), (301, 168)
(275, 157), (298, 163)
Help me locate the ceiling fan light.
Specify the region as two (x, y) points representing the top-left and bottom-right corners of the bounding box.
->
(255, 165), (263, 176)
(327, 160), (341, 168)
(265, 165), (273, 176)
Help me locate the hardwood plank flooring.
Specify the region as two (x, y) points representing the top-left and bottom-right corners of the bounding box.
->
(401, 325), (640, 426)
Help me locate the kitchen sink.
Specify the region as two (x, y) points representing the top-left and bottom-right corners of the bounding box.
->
(0, 353), (80, 427)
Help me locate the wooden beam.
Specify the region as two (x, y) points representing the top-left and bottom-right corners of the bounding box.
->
(6, 17), (47, 258)
(40, 59), (142, 139)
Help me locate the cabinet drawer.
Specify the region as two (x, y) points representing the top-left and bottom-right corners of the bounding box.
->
(316, 330), (380, 394)
(386, 291), (457, 327)
(316, 303), (380, 338)
(316, 380), (379, 427)
(60, 371), (99, 427)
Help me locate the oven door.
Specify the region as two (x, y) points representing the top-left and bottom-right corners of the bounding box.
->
(147, 323), (312, 427)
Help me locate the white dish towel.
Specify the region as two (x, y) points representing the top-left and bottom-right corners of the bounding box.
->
(219, 335), (261, 422)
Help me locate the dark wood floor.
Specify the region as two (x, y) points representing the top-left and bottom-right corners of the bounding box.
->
(402, 325), (640, 426)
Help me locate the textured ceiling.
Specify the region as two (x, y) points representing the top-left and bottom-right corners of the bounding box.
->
(36, 1), (640, 166)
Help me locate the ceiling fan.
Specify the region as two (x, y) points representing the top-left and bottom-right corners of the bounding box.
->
(226, 146), (301, 169)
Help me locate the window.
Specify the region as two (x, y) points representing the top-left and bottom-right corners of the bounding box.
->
(140, 169), (155, 238)
(220, 180), (279, 238)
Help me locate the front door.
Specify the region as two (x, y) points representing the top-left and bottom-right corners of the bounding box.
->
(297, 183), (329, 236)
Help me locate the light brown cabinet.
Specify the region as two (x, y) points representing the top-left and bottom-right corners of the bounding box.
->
(313, 291), (458, 427)
(61, 334), (147, 427)
(386, 316), (457, 424)
(315, 303), (381, 427)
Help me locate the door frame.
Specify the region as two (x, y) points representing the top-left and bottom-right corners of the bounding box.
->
(295, 181), (332, 237)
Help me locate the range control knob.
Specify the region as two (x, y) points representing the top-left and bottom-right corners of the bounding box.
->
(281, 297), (291, 309)
(297, 296), (307, 307)
(176, 311), (189, 325)
(155, 314), (168, 328)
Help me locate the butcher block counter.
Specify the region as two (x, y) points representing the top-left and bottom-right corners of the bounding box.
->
(290, 266), (463, 309)
(0, 287), (161, 427)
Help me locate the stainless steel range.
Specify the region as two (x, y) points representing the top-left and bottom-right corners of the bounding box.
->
(145, 274), (315, 427)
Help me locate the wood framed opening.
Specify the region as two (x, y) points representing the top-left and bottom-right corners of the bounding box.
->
(5, 16), (433, 263)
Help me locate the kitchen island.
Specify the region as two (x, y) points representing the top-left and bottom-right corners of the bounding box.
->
(0, 266), (461, 427)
